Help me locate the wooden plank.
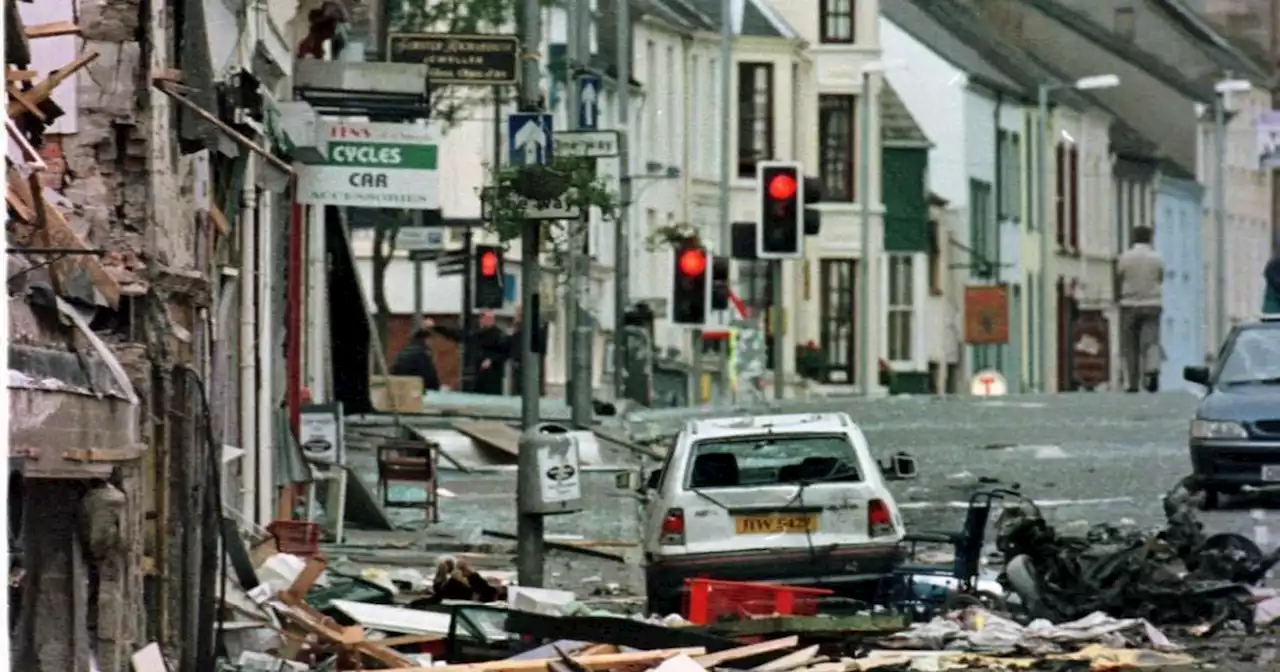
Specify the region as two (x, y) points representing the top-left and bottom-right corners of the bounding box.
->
(7, 51), (98, 119)
(208, 202), (229, 235)
(6, 166), (121, 308)
(6, 86), (44, 120)
(286, 555), (327, 599)
(452, 419), (522, 457)
(62, 446), (144, 462)
(377, 633), (446, 647)
(751, 645), (820, 672)
(382, 647), (708, 672)
(693, 637), (799, 668)
(576, 644), (617, 656)
(7, 70), (37, 82)
(25, 21), (81, 39)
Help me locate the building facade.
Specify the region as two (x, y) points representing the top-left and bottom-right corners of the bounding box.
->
(770, 0), (886, 393)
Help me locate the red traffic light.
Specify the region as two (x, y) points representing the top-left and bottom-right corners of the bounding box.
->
(480, 251), (499, 277)
(767, 173), (798, 200)
(678, 248), (707, 277)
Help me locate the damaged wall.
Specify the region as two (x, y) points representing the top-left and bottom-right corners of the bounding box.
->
(11, 0), (216, 667)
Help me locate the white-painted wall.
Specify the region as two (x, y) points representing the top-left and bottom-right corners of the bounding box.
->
(1197, 88), (1273, 355)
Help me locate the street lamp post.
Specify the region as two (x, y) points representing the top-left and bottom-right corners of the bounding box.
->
(1036, 74), (1119, 393)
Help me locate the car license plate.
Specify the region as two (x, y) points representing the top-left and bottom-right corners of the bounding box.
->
(734, 514), (818, 535)
(1262, 465), (1280, 481)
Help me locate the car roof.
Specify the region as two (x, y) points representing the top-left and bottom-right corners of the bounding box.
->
(684, 413), (856, 439)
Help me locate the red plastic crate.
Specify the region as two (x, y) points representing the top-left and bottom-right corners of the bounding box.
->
(267, 520), (321, 556)
(684, 578), (833, 624)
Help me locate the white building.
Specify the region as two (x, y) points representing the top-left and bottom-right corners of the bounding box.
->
(350, 0), (819, 398)
(769, 0), (885, 392)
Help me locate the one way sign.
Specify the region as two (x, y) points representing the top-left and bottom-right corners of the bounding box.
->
(507, 113), (555, 167)
(577, 75), (602, 130)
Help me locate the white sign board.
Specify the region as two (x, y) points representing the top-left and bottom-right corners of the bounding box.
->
(299, 403), (344, 464)
(536, 438), (582, 504)
(482, 188), (582, 220)
(554, 130), (621, 158)
(970, 369), (1009, 397)
(298, 122), (440, 209)
(398, 226), (445, 252)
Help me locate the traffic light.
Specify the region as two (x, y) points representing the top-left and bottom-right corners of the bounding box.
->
(670, 242), (710, 325)
(756, 161), (804, 259)
(711, 256), (730, 311)
(474, 245), (504, 309)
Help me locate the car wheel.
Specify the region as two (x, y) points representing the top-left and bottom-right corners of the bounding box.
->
(1200, 488), (1221, 511)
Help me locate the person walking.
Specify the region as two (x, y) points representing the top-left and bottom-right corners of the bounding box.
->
(1264, 252), (1280, 314)
(391, 319), (442, 392)
(1116, 226), (1164, 393)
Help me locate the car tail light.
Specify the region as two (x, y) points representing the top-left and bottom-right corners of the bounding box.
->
(659, 508), (686, 546)
(868, 499), (894, 537)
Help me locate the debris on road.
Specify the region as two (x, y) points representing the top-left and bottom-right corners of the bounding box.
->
(878, 606), (1180, 655)
(993, 476), (1280, 631)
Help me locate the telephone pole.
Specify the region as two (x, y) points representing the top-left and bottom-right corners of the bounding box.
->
(567, 0), (593, 426)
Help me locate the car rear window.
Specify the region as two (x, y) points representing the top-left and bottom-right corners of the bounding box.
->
(685, 434), (862, 489)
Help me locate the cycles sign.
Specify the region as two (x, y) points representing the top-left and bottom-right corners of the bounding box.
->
(298, 122), (440, 209)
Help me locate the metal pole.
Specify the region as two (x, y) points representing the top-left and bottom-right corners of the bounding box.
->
(413, 254), (424, 328)
(858, 71), (873, 396)
(772, 260), (784, 399)
(569, 0), (594, 426)
(516, 0), (545, 588)
(1036, 83), (1051, 393)
(718, 0), (734, 401)
(1213, 92), (1227, 347)
(612, 0), (632, 400)
(461, 223), (474, 392)
(564, 0), (581, 410)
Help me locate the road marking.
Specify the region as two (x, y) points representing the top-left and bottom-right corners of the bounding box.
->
(899, 496), (1134, 510)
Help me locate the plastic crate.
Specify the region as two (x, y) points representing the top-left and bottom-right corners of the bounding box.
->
(267, 520), (321, 556)
(684, 578), (833, 624)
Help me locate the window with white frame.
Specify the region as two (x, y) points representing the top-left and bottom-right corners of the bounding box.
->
(887, 255), (915, 362)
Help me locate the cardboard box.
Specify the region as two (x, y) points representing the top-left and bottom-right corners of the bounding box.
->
(369, 375), (423, 413)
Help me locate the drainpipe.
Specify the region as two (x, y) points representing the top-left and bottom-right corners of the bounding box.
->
(257, 188), (276, 527)
(239, 158), (258, 523)
(306, 205), (328, 400)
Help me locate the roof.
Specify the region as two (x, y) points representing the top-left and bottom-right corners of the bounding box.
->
(908, 0), (1097, 110)
(1013, 0), (1215, 103)
(1110, 120), (1159, 162)
(881, 81), (931, 147)
(682, 0), (798, 39)
(881, 0), (1028, 99)
(1150, 0), (1270, 83)
(685, 412), (858, 437)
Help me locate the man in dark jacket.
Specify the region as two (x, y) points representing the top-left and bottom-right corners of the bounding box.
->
(430, 312), (514, 395)
(391, 321), (442, 391)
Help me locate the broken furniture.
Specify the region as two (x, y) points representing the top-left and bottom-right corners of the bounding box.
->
(305, 462), (349, 543)
(377, 438), (441, 522)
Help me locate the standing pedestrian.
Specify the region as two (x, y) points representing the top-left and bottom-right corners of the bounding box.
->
(1263, 252), (1280, 314)
(1116, 226), (1164, 393)
(391, 319), (442, 392)
(430, 311), (513, 394)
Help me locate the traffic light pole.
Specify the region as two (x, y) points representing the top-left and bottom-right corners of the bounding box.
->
(611, 0), (632, 403)
(460, 222), (474, 392)
(772, 260), (784, 400)
(516, 0), (545, 588)
(413, 211), (425, 329)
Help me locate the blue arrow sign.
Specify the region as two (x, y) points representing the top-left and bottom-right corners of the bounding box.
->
(507, 112), (555, 167)
(577, 75), (602, 130)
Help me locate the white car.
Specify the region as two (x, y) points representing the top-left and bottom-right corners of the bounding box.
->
(639, 412), (916, 615)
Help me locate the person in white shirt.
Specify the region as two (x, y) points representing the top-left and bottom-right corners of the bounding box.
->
(1115, 226), (1164, 393)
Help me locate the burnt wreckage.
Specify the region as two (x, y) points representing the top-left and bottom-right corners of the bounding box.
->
(994, 476), (1279, 632)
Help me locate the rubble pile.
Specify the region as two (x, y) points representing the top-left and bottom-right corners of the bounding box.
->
(992, 477), (1280, 632)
